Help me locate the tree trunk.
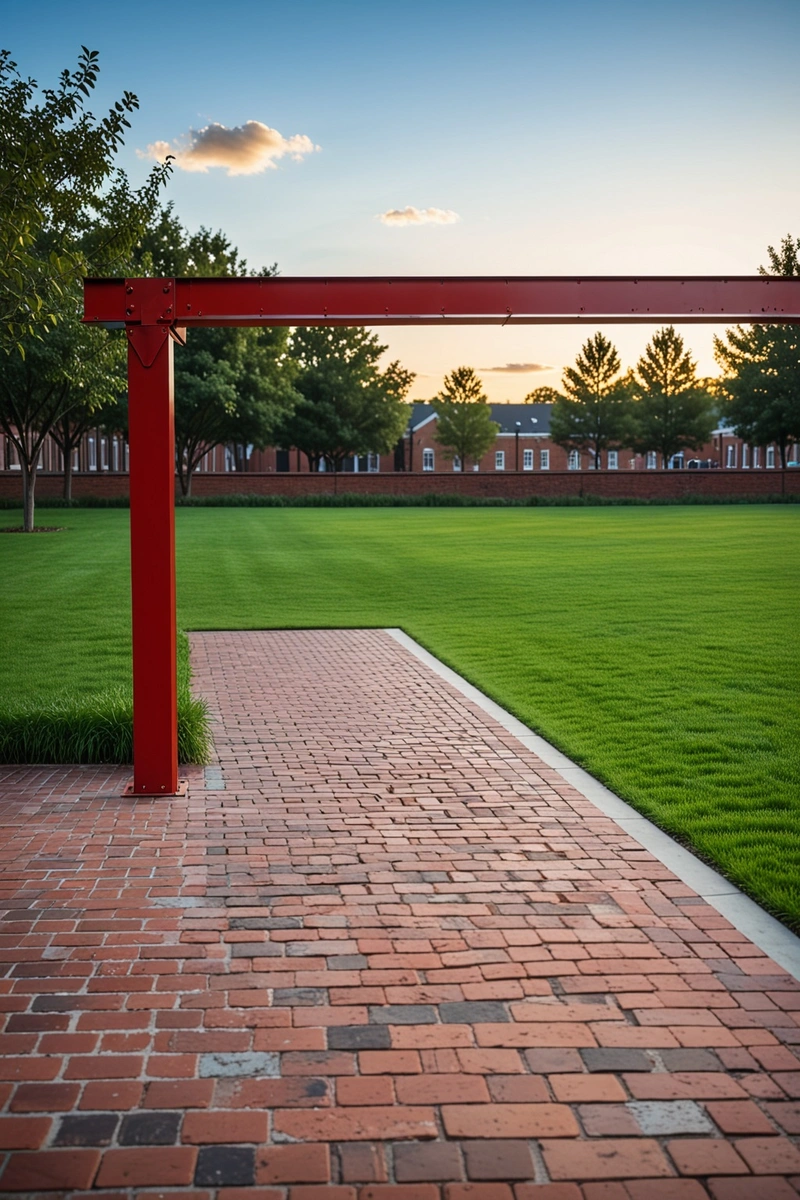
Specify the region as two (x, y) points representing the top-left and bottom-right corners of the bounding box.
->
(63, 447), (73, 500)
(20, 457), (37, 532)
(177, 459), (190, 496)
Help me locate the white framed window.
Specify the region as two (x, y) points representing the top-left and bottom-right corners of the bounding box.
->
(452, 455), (461, 471)
(742, 445), (749, 469)
(752, 446), (760, 468)
(523, 448), (534, 471)
(72, 448), (80, 470)
(112, 440), (119, 471)
(540, 449), (549, 470)
(88, 437), (97, 470)
(568, 450), (580, 470)
(646, 451), (657, 469)
(124, 442), (130, 472)
(607, 451), (618, 470)
(100, 438), (108, 470)
(422, 448), (434, 471)
(766, 446), (775, 468)
(726, 444), (736, 468)
(495, 450), (505, 471)
(367, 453), (379, 472)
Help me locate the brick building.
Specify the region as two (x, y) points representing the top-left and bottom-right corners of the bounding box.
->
(1, 402), (796, 485)
(403, 403), (798, 474)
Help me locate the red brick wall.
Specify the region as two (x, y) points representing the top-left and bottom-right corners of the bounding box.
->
(2, 469), (797, 503)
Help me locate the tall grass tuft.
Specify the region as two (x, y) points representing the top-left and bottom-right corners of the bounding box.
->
(0, 688), (210, 764)
(0, 633), (211, 765)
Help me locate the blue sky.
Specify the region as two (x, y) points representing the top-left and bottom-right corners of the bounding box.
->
(7, 0), (799, 399)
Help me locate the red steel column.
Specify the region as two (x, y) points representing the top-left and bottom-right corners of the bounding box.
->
(127, 323), (178, 794)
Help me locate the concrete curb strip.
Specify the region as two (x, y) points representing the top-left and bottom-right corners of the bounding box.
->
(385, 626), (800, 982)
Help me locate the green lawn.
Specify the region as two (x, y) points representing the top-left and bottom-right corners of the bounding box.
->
(2, 505), (799, 927)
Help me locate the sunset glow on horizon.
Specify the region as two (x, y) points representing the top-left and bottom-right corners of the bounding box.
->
(6, 0), (798, 400)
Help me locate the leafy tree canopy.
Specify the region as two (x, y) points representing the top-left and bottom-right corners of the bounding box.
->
(433, 366), (499, 470)
(0, 46), (171, 355)
(134, 203), (273, 280)
(274, 327), (413, 472)
(130, 205), (293, 495)
(0, 45), (170, 528)
(0, 285), (124, 523)
(523, 385), (564, 405)
(173, 324), (298, 495)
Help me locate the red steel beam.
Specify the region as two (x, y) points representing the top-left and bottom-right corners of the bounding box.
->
(126, 321), (179, 795)
(83, 272), (800, 797)
(85, 275), (800, 328)
(122, 281), (180, 796)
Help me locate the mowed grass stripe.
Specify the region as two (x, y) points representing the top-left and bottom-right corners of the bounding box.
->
(1, 505), (798, 926)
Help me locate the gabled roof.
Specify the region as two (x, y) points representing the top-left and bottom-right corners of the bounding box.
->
(409, 401), (552, 435)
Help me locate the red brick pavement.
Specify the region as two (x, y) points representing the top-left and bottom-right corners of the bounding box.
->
(1, 627), (799, 1198)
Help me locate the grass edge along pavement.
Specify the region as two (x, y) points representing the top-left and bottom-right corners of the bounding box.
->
(0, 631), (210, 766)
(1, 503), (798, 932)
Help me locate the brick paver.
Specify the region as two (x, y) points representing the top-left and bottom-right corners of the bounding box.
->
(0, 627), (799, 1197)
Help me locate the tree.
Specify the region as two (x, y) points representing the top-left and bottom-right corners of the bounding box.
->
(630, 326), (716, 466)
(48, 318), (125, 501)
(0, 47), (170, 529)
(714, 325), (800, 467)
(0, 47), (170, 355)
(0, 287), (124, 524)
(173, 326), (297, 496)
(759, 234), (800, 277)
(131, 205), (295, 495)
(524, 385), (564, 405)
(273, 327), (413, 472)
(134, 202), (257, 279)
(713, 234), (800, 468)
(550, 332), (633, 468)
(433, 366), (499, 470)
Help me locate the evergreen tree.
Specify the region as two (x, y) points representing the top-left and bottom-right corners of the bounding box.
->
(433, 366), (499, 470)
(274, 327), (413, 472)
(631, 326), (716, 466)
(759, 234), (800, 277)
(714, 234), (800, 468)
(550, 333), (633, 469)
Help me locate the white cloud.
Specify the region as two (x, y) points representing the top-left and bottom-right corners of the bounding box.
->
(140, 121), (319, 176)
(378, 206), (460, 227)
(480, 362), (554, 373)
